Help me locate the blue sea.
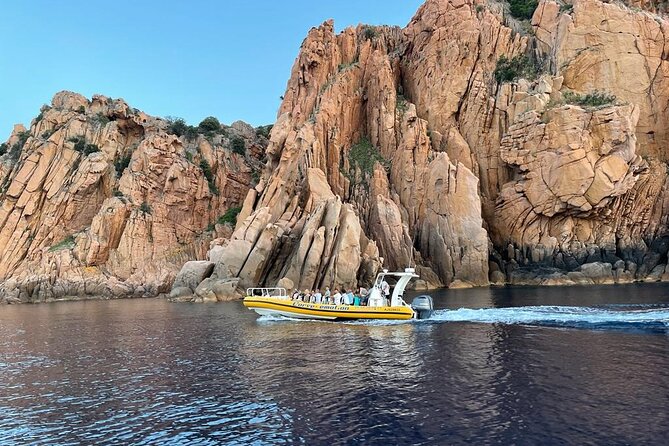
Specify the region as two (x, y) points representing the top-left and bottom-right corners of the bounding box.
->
(1, 283), (668, 445)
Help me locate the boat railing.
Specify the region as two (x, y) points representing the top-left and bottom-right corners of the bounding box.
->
(246, 287), (288, 298)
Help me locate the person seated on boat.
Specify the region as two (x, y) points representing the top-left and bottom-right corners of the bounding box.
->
(360, 290), (369, 306)
(353, 293), (361, 306)
(313, 289), (322, 304)
(291, 289), (300, 300)
(333, 289), (342, 305)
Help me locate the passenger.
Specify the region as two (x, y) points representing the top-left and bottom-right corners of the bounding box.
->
(333, 289), (342, 305)
(361, 290), (369, 306)
(314, 289), (322, 304)
(292, 289), (300, 300)
(304, 289), (312, 303)
(353, 293), (361, 306)
(381, 280), (390, 306)
(345, 290), (354, 305)
(324, 287), (331, 303)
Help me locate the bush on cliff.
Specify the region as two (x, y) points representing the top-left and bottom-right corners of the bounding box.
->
(139, 202), (152, 214)
(3, 131), (31, 161)
(255, 125), (273, 139)
(68, 136), (100, 155)
(508, 0), (539, 20)
(231, 136), (246, 155)
(343, 138), (390, 184)
(93, 112), (110, 127)
(198, 116), (221, 133)
(494, 55), (540, 83)
(200, 158), (219, 195)
(166, 117), (199, 140)
(115, 154), (132, 175)
(49, 235), (75, 252)
(166, 117), (187, 136)
(361, 25), (378, 40)
(563, 90), (617, 108)
(218, 207), (242, 226)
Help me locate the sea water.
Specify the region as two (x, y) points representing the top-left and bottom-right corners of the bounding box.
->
(1, 283), (668, 444)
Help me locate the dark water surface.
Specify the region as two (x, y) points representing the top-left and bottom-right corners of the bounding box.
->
(1, 284), (669, 445)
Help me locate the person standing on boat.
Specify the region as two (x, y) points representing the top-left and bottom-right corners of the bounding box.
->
(324, 287), (331, 303)
(353, 293), (361, 306)
(381, 280), (390, 306)
(314, 289), (322, 304)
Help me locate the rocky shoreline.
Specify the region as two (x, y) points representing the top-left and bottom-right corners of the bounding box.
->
(4, 261), (669, 305)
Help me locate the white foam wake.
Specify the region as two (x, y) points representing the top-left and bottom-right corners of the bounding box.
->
(430, 305), (669, 329)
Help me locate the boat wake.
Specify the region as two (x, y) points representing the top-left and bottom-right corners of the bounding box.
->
(255, 304), (669, 331)
(427, 304), (669, 331)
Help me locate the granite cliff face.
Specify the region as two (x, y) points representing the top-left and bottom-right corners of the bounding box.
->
(180, 0), (669, 298)
(3, 0), (669, 303)
(0, 92), (266, 302)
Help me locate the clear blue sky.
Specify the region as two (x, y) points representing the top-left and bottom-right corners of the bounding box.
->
(0, 0), (424, 140)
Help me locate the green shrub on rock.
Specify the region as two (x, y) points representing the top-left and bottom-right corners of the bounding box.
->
(218, 206), (242, 226)
(508, 0), (539, 20)
(231, 136), (246, 155)
(49, 235), (75, 252)
(255, 125), (273, 139)
(342, 137), (390, 185)
(563, 90), (617, 108)
(68, 136), (99, 155)
(198, 116), (221, 133)
(200, 158), (219, 195)
(139, 202), (152, 214)
(494, 55), (540, 83)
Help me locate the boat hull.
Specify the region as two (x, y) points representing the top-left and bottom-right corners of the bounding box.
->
(243, 296), (414, 320)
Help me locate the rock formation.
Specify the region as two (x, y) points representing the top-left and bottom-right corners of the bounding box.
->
(4, 0), (669, 303)
(181, 0), (669, 296)
(0, 92), (266, 302)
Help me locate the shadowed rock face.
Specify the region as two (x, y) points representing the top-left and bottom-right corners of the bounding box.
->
(0, 92), (266, 303)
(5, 0), (669, 303)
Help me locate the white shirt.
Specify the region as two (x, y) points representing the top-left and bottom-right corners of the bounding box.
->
(381, 281), (390, 296)
(333, 292), (342, 305)
(314, 292), (322, 304)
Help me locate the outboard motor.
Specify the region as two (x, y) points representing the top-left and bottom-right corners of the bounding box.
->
(411, 295), (434, 319)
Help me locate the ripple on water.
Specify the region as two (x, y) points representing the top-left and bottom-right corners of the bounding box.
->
(1, 292), (669, 444)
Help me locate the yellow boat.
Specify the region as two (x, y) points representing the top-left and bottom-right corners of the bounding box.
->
(243, 268), (434, 321)
(243, 296), (415, 320)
